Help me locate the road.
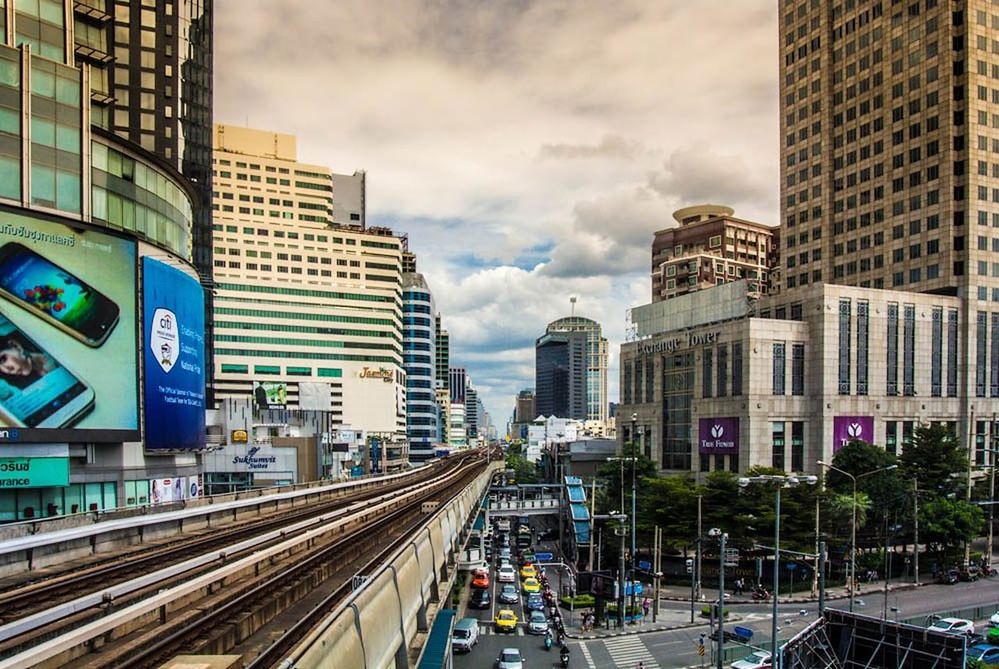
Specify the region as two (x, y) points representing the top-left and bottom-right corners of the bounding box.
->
(567, 577), (999, 668)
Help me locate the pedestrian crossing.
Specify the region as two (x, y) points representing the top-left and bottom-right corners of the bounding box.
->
(477, 622), (526, 636)
(602, 635), (660, 668)
(578, 640), (595, 668)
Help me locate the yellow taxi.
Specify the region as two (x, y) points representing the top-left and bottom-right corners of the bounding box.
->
(519, 563), (537, 580)
(494, 608), (518, 632)
(522, 577), (541, 593)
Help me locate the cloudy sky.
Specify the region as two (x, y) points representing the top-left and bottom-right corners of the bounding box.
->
(216, 1), (781, 425)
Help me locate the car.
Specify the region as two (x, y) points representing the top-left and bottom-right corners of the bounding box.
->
(730, 650), (772, 669)
(469, 587), (491, 609)
(451, 617), (479, 653)
(497, 565), (517, 583)
(968, 643), (999, 665)
(494, 609), (518, 633)
(522, 577), (541, 593)
(495, 647), (524, 669)
(528, 609), (549, 634)
(520, 563), (537, 579)
(498, 583), (519, 604)
(928, 617), (975, 635)
(471, 568), (490, 589)
(498, 547), (512, 562)
(526, 592), (545, 612)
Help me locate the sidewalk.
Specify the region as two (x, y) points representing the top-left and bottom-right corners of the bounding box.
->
(564, 609), (725, 640)
(656, 579), (920, 604)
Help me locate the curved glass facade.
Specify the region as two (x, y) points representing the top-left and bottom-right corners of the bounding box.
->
(91, 139), (194, 260)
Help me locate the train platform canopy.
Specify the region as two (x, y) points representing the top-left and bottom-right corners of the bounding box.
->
(416, 608), (456, 669)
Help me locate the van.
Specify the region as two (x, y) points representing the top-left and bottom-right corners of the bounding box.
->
(451, 617), (479, 653)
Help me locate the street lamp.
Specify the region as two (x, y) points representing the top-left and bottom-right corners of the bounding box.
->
(817, 461), (898, 612)
(707, 527), (727, 669)
(738, 474), (818, 669)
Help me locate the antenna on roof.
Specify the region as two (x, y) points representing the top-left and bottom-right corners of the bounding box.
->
(570, 295), (577, 317)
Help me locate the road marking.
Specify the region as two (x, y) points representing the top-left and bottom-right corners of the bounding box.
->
(603, 635), (660, 668)
(578, 640), (596, 668)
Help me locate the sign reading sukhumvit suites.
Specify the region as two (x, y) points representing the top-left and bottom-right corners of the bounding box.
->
(142, 258), (206, 450)
(832, 416), (874, 453)
(698, 417), (740, 454)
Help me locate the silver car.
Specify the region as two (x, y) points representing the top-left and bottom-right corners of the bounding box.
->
(496, 647), (524, 669)
(527, 609), (549, 635)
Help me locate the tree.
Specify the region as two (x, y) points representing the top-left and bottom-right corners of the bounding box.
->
(919, 497), (984, 559)
(900, 424), (967, 497)
(505, 452), (537, 484)
(642, 475), (698, 551)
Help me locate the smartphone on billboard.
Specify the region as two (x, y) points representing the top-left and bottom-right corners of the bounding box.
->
(0, 242), (120, 347)
(0, 311), (95, 428)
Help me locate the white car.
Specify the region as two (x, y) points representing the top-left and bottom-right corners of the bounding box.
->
(497, 565), (517, 583)
(928, 617), (974, 635)
(496, 647), (524, 669)
(731, 650), (772, 669)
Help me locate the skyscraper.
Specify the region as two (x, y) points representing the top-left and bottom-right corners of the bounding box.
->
(210, 125), (406, 440)
(535, 316), (608, 423)
(403, 272), (438, 462)
(435, 315), (450, 392)
(449, 366), (467, 404)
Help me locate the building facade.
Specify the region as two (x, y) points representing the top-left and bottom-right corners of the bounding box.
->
(210, 125), (407, 442)
(651, 204), (778, 301)
(449, 366), (467, 404)
(402, 272), (438, 463)
(619, 281), (996, 475)
(0, 0), (212, 520)
(535, 316), (609, 423)
(435, 315), (449, 392)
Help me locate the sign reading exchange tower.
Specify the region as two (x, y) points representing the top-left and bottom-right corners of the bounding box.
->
(698, 417), (740, 454)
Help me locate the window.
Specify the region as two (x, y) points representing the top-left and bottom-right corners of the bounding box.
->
(717, 344), (728, 397)
(903, 304), (916, 396)
(887, 303), (899, 395)
(791, 343), (805, 395)
(992, 313), (999, 397)
(947, 309), (959, 397)
(791, 422), (804, 472)
(857, 301), (869, 395)
(931, 307), (943, 397)
(702, 348), (713, 398)
(772, 422), (786, 471)
(886, 421), (898, 456)
(773, 342), (786, 395)
(977, 311), (988, 397)
(732, 342), (743, 396)
(623, 361), (632, 404)
(838, 299), (851, 394)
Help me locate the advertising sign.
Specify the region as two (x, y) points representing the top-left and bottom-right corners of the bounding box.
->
(142, 258), (205, 450)
(150, 477), (178, 505)
(0, 456), (68, 487)
(253, 381), (286, 409)
(833, 416), (875, 452)
(0, 212), (137, 442)
(698, 417), (740, 454)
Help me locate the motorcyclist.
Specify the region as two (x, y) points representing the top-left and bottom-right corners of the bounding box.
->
(560, 643), (570, 667)
(545, 629), (553, 650)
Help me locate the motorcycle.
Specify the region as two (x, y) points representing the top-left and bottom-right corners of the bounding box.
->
(544, 631), (553, 651)
(560, 645), (570, 668)
(751, 587), (770, 601)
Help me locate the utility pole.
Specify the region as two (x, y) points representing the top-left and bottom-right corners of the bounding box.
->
(989, 416), (996, 568)
(696, 494), (703, 599)
(630, 424), (637, 623)
(913, 478), (920, 586)
(812, 495), (820, 597)
(818, 540), (827, 616)
(588, 478), (596, 571)
(653, 525), (662, 623)
(772, 486), (781, 669)
(966, 409), (976, 567)
(619, 519), (627, 629)
(717, 532), (726, 669)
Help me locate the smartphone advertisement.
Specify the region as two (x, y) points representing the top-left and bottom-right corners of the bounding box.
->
(0, 212), (137, 441)
(142, 258), (205, 450)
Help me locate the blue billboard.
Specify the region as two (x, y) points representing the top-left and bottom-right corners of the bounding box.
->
(142, 258), (205, 449)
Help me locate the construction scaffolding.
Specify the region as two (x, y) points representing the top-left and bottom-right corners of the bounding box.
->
(782, 609), (966, 669)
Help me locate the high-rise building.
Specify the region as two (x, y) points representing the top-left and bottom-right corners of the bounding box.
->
(435, 315), (449, 391)
(535, 317), (608, 423)
(651, 205), (778, 301)
(403, 272), (438, 462)
(0, 2), (213, 519)
(777, 0), (991, 300)
(449, 366), (467, 404)
(466, 384), (479, 440)
(210, 125), (407, 443)
(515, 389), (537, 423)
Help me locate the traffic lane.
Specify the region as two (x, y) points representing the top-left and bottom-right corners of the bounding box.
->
(455, 631), (561, 669)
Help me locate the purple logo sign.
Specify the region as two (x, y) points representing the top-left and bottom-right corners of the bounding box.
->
(833, 416), (875, 452)
(698, 417), (740, 454)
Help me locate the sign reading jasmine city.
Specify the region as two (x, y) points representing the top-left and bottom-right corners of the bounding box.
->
(0, 212), (137, 442)
(698, 417), (740, 454)
(142, 258), (205, 450)
(832, 416), (874, 453)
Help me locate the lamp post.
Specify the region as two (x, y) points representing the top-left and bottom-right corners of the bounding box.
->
(738, 474), (818, 669)
(707, 527), (728, 669)
(817, 461), (898, 612)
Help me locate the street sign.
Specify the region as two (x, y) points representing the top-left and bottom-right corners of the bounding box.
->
(534, 551), (554, 561)
(638, 560), (652, 570)
(787, 563), (798, 571)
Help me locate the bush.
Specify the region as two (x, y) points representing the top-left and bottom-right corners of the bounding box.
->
(700, 605), (730, 618)
(560, 594), (596, 609)
(605, 603), (643, 616)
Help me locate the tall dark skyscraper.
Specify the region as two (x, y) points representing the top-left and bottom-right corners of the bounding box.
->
(535, 316), (608, 421)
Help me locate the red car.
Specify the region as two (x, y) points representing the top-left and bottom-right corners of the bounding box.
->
(471, 568), (490, 589)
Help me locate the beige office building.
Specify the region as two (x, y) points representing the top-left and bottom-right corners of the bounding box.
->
(210, 125), (407, 443)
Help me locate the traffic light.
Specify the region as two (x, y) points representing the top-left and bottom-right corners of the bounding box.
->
(685, 558), (693, 574)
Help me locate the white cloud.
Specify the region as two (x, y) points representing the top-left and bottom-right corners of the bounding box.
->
(216, 0), (779, 423)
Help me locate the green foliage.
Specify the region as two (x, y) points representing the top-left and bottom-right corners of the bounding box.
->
(559, 594), (595, 608)
(699, 605), (730, 618)
(900, 424), (967, 496)
(918, 496), (984, 555)
(505, 453), (537, 484)
(594, 440), (657, 519)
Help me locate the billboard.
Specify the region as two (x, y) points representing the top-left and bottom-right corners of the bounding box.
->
(698, 417), (740, 455)
(0, 455), (69, 487)
(142, 258), (206, 450)
(253, 381), (286, 409)
(833, 416), (875, 453)
(0, 212), (137, 442)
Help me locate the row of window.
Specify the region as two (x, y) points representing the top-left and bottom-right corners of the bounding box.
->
(216, 348), (399, 364)
(219, 363), (343, 378)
